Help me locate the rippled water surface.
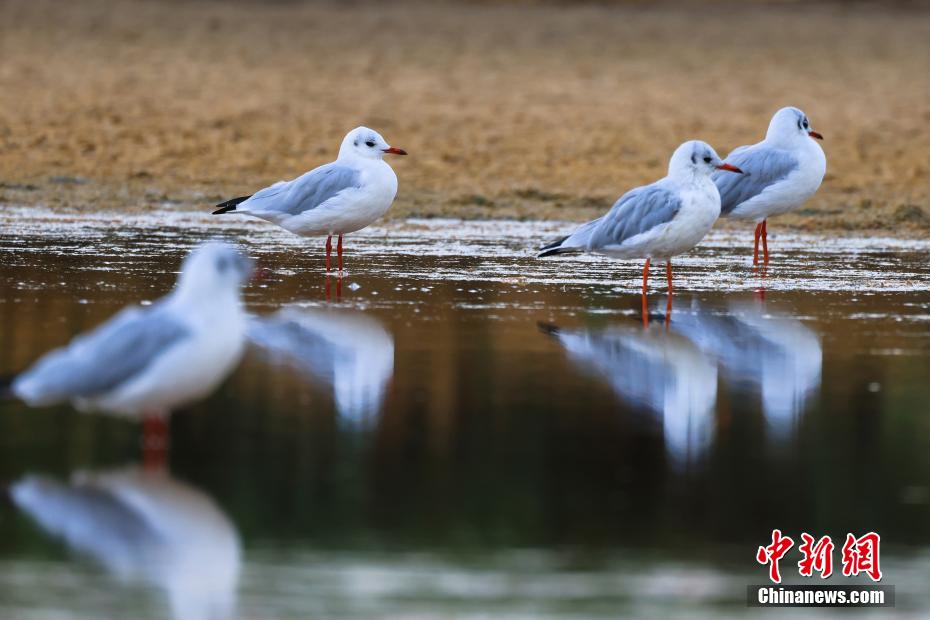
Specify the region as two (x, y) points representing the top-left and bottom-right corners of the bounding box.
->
(2, 209), (930, 619)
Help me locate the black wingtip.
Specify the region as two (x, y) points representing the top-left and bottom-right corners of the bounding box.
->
(537, 235), (573, 258)
(212, 195), (252, 215)
(0, 483), (12, 510)
(0, 374), (15, 400)
(537, 322), (561, 337)
(537, 247), (570, 258)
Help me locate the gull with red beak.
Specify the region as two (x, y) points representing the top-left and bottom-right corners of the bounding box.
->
(213, 126), (407, 273)
(538, 140), (742, 321)
(714, 106), (826, 265)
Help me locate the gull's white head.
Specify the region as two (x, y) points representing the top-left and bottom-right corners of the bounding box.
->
(338, 126), (407, 161)
(765, 107), (824, 146)
(175, 242), (254, 300)
(668, 140), (743, 182)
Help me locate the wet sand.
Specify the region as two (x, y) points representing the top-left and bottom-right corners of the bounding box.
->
(1, 0), (929, 235)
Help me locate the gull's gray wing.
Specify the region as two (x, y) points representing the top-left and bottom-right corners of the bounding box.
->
(587, 185), (682, 250)
(714, 146), (799, 215)
(243, 163), (361, 216)
(14, 304), (191, 405)
(238, 181), (288, 207)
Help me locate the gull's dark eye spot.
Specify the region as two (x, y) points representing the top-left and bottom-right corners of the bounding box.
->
(803, 119), (809, 129)
(703, 156), (712, 163)
(365, 140), (376, 148)
(691, 154), (696, 164)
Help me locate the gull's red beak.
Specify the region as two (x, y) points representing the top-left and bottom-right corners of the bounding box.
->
(808, 130), (824, 140)
(382, 147), (407, 155)
(717, 163), (743, 174)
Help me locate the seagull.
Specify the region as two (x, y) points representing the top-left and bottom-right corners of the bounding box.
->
(538, 140), (742, 317)
(713, 106), (826, 265)
(11, 466), (241, 620)
(10, 242), (253, 420)
(212, 126), (407, 273)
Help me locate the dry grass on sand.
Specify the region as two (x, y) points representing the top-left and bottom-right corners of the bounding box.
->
(1, 0), (929, 235)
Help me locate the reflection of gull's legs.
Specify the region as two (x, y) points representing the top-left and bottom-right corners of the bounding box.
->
(753, 220), (768, 294)
(753, 223), (760, 264)
(641, 258), (651, 328)
(666, 260), (673, 319)
(325, 235), (333, 273)
(325, 274), (343, 301)
(142, 412), (169, 471)
(755, 266), (767, 301)
(761, 219), (769, 264)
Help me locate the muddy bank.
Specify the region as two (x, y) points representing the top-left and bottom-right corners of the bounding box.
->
(1, 0), (929, 234)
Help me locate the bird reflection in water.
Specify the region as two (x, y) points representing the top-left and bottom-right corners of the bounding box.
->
(325, 272), (342, 301)
(540, 321), (716, 470)
(248, 306), (394, 428)
(671, 300), (822, 442)
(543, 298), (823, 463)
(10, 466), (241, 620)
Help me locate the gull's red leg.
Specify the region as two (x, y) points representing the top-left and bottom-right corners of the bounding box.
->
(641, 258), (651, 328)
(142, 412), (169, 472)
(666, 260), (673, 320)
(642, 258), (651, 296)
(325, 235), (332, 273)
(753, 222), (762, 266)
(761, 219), (769, 264)
(337, 234), (344, 273)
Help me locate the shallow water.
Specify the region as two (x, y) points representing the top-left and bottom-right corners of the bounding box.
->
(1, 208), (930, 619)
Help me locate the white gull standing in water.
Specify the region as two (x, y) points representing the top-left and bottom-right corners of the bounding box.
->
(212, 126), (407, 273)
(713, 106), (826, 265)
(538, 140), (742, 319)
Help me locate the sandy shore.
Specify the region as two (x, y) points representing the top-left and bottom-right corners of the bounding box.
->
(1, 0), (929, 235)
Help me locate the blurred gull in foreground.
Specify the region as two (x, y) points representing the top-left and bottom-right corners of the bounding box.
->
(671, 301), (822, 441)
(540, 321), (716, 470)
(11, 242), (253, 417)
(11, 466), (241, 620)
(538, 140), (742, 320)
(714, 106), (826, 265)
(9, 242), (253, 466)
(213, 126), (407, 274)
(248, 307), (394, 427)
